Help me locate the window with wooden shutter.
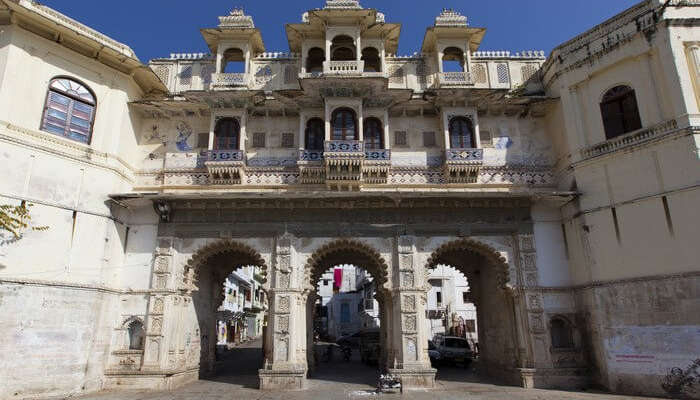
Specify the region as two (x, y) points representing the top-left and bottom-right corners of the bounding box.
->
(600, 85), (642, 140)
(41, 78), (96, 144)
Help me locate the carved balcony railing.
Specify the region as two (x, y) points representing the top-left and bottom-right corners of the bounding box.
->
(297, 149), (325, 184)
(444, 148), (483, 183)
(205, 149), (246, 184)
(438, 71), (474, 87)
(324, 140), (364, 190)
(323, 60), (364, 76)
(364, 149), (391, 184)
(211, 72), (248, 88)
(580, 119), (679, 160)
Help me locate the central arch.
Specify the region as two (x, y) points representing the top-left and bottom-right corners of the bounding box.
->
(301, 239), (393, 385)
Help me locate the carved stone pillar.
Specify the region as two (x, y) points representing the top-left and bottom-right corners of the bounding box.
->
(515, 233), (546, 388)
(259, 234), (306, 390)
(141, 237), (175, 372)
(387, 236), (436, 390)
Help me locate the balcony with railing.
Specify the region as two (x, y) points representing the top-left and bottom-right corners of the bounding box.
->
(204, 149), (247, 184)
(444, 148), (483, 183)
(579, 119), (679, 161)
(437, 71), (474, 88)
(211, 72), (248, 88)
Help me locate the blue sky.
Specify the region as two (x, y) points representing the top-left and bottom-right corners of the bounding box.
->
(40, 0), (640, 62)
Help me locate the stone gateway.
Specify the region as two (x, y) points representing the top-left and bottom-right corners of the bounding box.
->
(0, 0), (698, 399)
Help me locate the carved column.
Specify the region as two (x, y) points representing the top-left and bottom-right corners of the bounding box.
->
(141, 237), (174, 373)
(515, 233), (545, 388)
(259, 234), (306, 390)
(387, 236), (436, 390)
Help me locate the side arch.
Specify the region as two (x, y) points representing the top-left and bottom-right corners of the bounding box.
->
(183, 239), (269, 293)
(425, 238), (511, 289)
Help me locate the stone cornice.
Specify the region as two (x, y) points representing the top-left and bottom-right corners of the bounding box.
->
(0, 277), (177, 295)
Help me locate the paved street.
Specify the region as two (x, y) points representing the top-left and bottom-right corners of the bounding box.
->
(64, 340), (665, 400)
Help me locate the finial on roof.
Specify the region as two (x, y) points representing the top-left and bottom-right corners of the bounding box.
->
(218, 7), (255, 28)
(435, 8), (468, 27)
(324, 0), (362, 10)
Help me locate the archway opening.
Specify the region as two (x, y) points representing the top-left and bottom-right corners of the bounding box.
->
(222, 48), (246, 73)
(442, 47), (465, 72)
(184, 241), (268, 388)
(331, 35), (356, 61)
(303, 241), (390, 389)
(426, 239), (518, 385)
(362, 47), (381, 72)
(306, 47), (325, 73)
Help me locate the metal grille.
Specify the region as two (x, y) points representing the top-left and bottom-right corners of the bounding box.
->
(394, 131), (408, 146)
(252, 132), (266, 148)
(179, 65), (192, 86)
(281, 132), (295, 148)
(497, 63), (510, 84)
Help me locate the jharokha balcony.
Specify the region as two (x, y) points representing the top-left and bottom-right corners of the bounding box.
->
(444, 148), (483, 183)
(204, 149), (246, 184)
(323, 60), (365, 76)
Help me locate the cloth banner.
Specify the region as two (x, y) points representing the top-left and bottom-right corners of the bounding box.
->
(333, 268), (343, 292)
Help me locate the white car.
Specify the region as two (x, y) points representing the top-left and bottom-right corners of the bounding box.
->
(433, 335), (473, 366)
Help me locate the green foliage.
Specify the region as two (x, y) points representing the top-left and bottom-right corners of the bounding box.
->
(0, 202), (49, 239)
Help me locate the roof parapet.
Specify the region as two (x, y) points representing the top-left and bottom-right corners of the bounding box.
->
(435, 8), (468, 27)
(218, 8), (255, 29)
(324, 0), (362, 10)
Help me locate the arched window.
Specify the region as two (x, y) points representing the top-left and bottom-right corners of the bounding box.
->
(127, 320), (145, 350)
(442, 47), (465, 73)
(449, 116), (475, 148)
(550, 317), (574, 349)
(305, 118), (324, 150)
(214, 117), (240, 150)
(331, 108), (357, 140)
(364, 117), (384, 149)
(306, 47), (325, 73)
(222, 48), (245, 73)
(331, 35), (356, 61)
(600, 85), (642, 140)
(41, 77), (96, 144)
(362, 47), (381, 72)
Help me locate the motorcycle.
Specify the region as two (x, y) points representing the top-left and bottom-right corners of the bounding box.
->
(341, 345), (352, 361)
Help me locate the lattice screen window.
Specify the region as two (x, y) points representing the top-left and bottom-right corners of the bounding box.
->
(497, 63), (510, 84)
(416, 62), (429, 85)
(472, 63), (487, 84)
(388, 65), (405, 85)
(521, 64), (538, 82)
(284, 65), (297, 84)
(196, 132), (209, 148)
(480, 130), (492, 147)
(252, 132), (266, 148)
(394, 131), (408, 147)
(281, 132), (295, 148)
(179, 65), (193, 86)
(153, 65), (170, 86)
(422, 132), (436, 147)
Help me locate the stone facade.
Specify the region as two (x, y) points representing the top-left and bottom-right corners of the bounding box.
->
(0, 0), (699, 399)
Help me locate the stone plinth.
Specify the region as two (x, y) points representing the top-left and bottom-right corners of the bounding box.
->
(259, 368), (306, 390)
(388, 367), (436, 391)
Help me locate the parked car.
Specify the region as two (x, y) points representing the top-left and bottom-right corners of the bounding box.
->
(433, 335), (473, 366)
(358, 329), (381, 365)
(428, 340), (442, 366)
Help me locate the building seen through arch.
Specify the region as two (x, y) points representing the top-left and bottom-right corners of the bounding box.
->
(1, 0), (699, 399)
